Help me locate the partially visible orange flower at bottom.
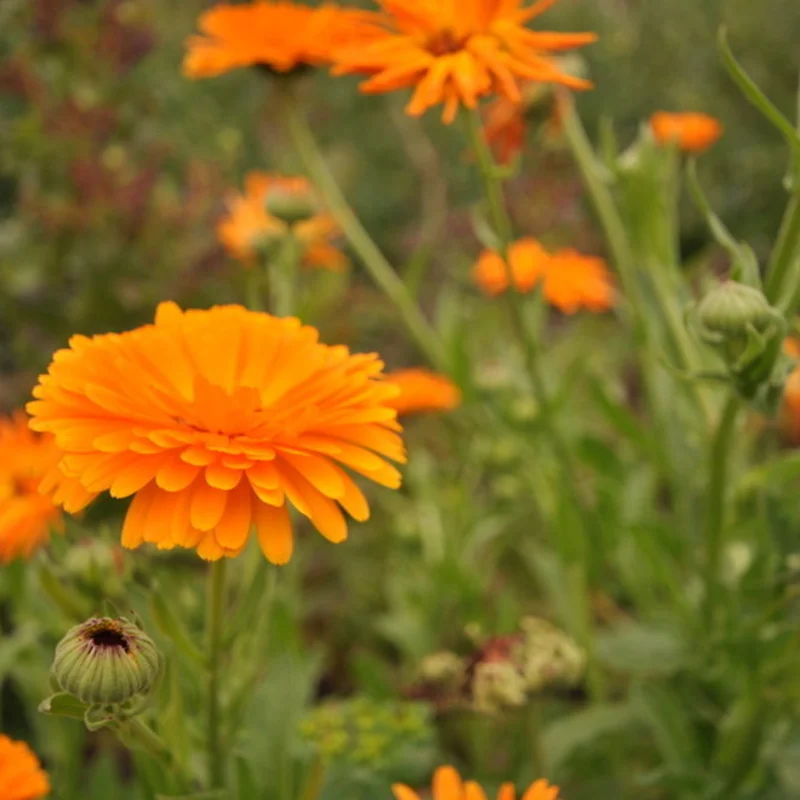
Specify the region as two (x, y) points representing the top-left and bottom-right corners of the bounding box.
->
(392, 765), (559, 800)
(385, 369), (461, 416)
(780, 338), (800, 443)
(649, 112), (723, 153)
(472, 238), (615, 314)
(0, 413), (91, 564)
(0, 735), (50, 800)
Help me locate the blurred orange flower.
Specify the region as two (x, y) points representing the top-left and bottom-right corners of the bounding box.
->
(218, 172), (348, 271)
(649, 112), (723, 153)
(0, 413), (90, 564)
(385, 369), (462, 415)
(393, 765), (559, 800)
(332, 0), (596, 124)
(183, 1), (380, 78)
(0, 734), (50, 799)
(779, 338), (800, 443)
(28, 303), (406, 564)
(472, 238), (614, 314)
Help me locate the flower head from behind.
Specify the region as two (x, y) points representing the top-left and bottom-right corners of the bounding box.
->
(0, 413), (91, 563)
(392, 765), (559, 800)
(649, 112), (723, 153)
(27, 302), (406, 564)
(332, 0), (597, 124)
(183, 1), (382, 78)
(0, 735), (50, 800)
(218, 172), (347, 271)
(385, 369), (462, 416)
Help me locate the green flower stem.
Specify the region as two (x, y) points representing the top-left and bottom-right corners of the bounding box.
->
(273, 234), (301, 317)
(279, 88), (447, 370)
(466, 108), (605, 703)
(115, 718), (191, 793)
(769, 192), (800, 313)
(245, 262), (268, 312)
(206, 559), (227, 789)
(704, 394), (740, 623)
(560, 95), (713, 427)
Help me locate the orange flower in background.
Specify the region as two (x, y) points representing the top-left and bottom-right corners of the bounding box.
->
(332, 0), (597, 124)
(218, 172), (348, 271)
(649, 112), (723, 153)
(184, 2), (381, 78)
(472, 238), (614, 314)
(0, 413), (90, 564)
(27, 303), (406, 564)
(392, 765), (559, 800)
(482, 93), (528, 164)
(0, 735), (50, 799)
(385, 369), (462, 415)
(779, 338), (800, 443)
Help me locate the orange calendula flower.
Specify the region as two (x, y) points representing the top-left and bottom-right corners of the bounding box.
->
(332, 0), (597, 124)
(0, 735), (50, 800)
(0, 413), (89, 564)
(472, 238), (614, 314)
(183, 2), (381, 78)
(392, 765), (559, 800)
(218, 172), (348, 271)
(27, 303), (406, 564)
(779, 338), (800, 444)
(649, 112), (723, 153)
(385, 369), (462, 415)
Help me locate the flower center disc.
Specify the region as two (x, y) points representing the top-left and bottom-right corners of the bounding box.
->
(89, 627), (130, 652)
(426, 28), (468, 57)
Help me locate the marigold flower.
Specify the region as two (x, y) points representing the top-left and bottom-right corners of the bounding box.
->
(392, 765), (559, 800)
(0, 735), (50, 800)
(649, 112), (723, 153)
(780, 338), (800, 444)
(218, 172), (348, 271)
(385, 369), (462, 416)
(472, 238), (614, 314)
(0, 413), (90, 564)
(27, 302), (406, 564)
(332, 0), (597, 124)
(183, 2), (381, 78)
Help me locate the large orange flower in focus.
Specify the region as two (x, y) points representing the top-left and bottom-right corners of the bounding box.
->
(27, 303), (406, 564)
(649, 112), (723, 153)
(0, 413), (90, 564)
(184, 2), (381, 78)
(0, 735), (50, 800)
(218, 173), (347, 271)
(472, 238), (614, 314)
(332, 0), (597, 124)
(392, 765), (559, 800)
(385, 369), (462, 415)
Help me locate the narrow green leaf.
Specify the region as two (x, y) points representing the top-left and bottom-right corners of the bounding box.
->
(149, 589), (205, 665)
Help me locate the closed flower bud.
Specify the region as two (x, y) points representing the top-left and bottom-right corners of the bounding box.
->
(697, 282), (775, 340)
(472, 661), (527, 714)
(264, 179), (318, 225)
(52, 617), (160, 705)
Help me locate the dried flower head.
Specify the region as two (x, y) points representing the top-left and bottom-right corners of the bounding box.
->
(649, 111), (723, 153)
(385, 369), (462, 416)
(28, 302), (406, 563)
(183, 1), (381, 78)
(392, 765), (559, 800)
(52, 617), (161, 706)
(218, 172), (347, 270)
(0, 412), (91, 564)
(0, 735), (50, 800)
(332, 0), (597, 124)
(472, 238), (615, 313)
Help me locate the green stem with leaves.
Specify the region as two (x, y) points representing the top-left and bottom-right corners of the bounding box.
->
(278, 84), (447, 369)
(704, 395), (740, 623)
(207, 559), (227, 789)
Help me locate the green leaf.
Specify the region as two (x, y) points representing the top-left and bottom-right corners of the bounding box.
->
(631, 681), (702, 770)
(542, 703), (639, 772)
(149, 588), (205, 665)
(84, 704), (116, 732)
(38, 691), (88, 719)
(38, 564), (89, 620)
(718, 28), (800, 156)
(596, 622), (688, 676)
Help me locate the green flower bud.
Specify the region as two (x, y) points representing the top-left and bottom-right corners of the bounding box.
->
(264, 180), (318, 226)
(52, 617), (160, 705)
(697, 281), (775, 342)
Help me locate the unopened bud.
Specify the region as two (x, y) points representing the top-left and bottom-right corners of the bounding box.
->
(264, 178), (318, 225)
(52, 617), (160, 705)
(697, 282), (775, 341)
